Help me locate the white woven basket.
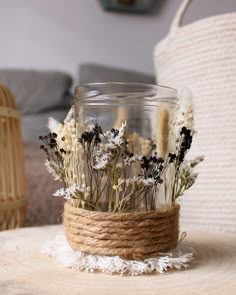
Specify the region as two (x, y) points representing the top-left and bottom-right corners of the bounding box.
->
(154, 0), (236, 233)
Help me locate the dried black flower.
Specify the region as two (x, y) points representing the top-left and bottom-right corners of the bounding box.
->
(169, 153), (176, 163)
(60, 148), (66, 154)
(111, 128), (119, 137)
(81, 131), (95, 143)
(180, 126), (187, 135)
(152, 143), (157, 150)
(39, 132), (64, 169)
(93, 123), (103, 135)
(154, 176), (163, 184)
(50, 138), (57, 144)
(178, 127), (193, 162)
(156, 157), (164, 164)
(141, 156), (151, 169)
(94, 136), (101, 144)
(152, 156), (158, 163)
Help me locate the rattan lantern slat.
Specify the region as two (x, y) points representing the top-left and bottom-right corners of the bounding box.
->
(0, 83), (26, 230)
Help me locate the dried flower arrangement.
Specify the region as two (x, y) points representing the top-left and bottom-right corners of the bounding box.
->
(40, 90), (203, 213)
(41, 86), (203, 273)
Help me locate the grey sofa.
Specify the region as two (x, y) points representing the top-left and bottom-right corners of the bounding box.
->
(0, 69), (72, 143)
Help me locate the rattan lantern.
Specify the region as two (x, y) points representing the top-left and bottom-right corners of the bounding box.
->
(0, 83), (26, 230)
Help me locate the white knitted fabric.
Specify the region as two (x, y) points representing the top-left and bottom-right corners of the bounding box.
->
(154, 0), (236, 233)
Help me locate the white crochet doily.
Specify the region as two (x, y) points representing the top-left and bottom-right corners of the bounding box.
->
(42, 232), (194, 276)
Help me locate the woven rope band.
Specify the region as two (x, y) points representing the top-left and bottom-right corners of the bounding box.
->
(64, 202), (180, 260)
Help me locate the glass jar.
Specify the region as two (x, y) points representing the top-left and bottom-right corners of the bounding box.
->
(74, 82), (178, 212)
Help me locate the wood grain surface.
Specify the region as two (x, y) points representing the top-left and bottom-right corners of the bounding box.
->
(0, 225), (235, 295)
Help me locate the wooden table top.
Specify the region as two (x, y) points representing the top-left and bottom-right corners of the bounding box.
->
(0, 225), (236, 295)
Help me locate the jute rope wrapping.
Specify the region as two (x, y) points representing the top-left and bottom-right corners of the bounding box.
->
(64, 202), (179, 260)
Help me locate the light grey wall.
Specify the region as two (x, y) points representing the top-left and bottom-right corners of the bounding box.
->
(0, 0), (235, 80)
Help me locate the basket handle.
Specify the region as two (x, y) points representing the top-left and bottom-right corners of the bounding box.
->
(169, 0), (192, 34)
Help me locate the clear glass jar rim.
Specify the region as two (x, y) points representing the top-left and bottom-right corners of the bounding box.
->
(74, 82), (178, 102)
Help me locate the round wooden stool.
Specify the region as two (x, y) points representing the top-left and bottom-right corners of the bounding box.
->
(0, 225), (235, 294)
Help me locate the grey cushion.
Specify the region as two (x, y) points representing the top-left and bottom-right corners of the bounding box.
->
(79, 63), (155, 84)
(0, 69), (73, 115)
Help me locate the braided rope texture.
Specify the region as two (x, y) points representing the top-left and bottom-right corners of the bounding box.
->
(64, 202), (179, 260)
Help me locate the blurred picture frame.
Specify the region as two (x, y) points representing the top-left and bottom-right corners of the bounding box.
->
(99, 0), (157, 14)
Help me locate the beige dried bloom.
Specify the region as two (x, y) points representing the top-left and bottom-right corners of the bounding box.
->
(127, 133), (153, 157)
(175, 88), (194, 132)
(139, 138), (153, 157)
(156, 104), (170, 159)
(45, 159), (64, 181)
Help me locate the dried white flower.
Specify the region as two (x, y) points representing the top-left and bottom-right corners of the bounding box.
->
(48, 117), (60, 134)
(142, 177), (156, 187)
(112, 178), (125, 192)
(93, 154), (110, 170)
(127, 176), (144, 188)
(128, 176), (156, 188)
(64, 106), (74, 123)
(176, 88), (194, 131)
(104, 121), (127, 150)
(45, 160), (63, 181)
(189, 156), (204, 168)
(175, 156), (204, 198)
(118, 121), (127, 137)
(53, 184), (90, 200)
(53, 187), (66, 198)
(116, 155), (137, 168)
(92, 123), (127, 171)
